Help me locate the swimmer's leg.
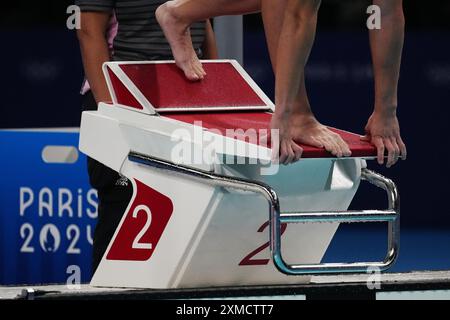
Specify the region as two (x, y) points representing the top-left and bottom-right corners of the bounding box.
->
(156, 0), (261, 80)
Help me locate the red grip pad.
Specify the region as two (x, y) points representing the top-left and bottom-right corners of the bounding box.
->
(165, 112), (377, 158)
(117, 63), (267, 110)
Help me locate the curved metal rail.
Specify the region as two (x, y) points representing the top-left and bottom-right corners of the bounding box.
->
(128, 151), (400, 275)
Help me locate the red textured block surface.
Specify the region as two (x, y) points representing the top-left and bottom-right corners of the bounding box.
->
(118, 63), (267, 110)
(165, 112), (377, 158)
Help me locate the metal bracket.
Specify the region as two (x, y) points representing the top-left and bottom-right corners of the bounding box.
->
(128, 152), (400, 276)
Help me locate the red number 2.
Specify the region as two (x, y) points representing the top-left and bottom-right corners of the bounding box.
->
(239, 221), (287, 266)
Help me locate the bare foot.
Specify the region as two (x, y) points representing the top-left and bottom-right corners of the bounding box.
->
(271, 112), (352, 164)
(156, 1), (206, 81)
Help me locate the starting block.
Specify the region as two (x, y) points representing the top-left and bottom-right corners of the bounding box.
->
(79, 60), (400, 289)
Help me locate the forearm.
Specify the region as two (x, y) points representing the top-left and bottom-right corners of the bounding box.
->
(274, 0), (321, 117)
(202, 20), (219, 59)
(78, 34), (111, 104)
(370, 0), (405, 114)
(77, 12), (111, 104)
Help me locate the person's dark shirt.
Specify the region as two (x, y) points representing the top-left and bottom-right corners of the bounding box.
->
(75, 0), (206, 61)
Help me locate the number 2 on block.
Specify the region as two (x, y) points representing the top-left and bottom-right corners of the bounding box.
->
(239, 221), (287, 266)
(132, 205), (153, 250)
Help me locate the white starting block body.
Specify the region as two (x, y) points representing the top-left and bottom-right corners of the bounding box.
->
(79, 60), (386, 289)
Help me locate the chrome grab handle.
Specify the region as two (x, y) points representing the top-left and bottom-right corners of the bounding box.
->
(272, 169), (400, 275)
(128, 152), (399, 275)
